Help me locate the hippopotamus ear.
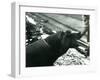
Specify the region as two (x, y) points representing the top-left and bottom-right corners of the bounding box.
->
(65, 30), (71, 37)
(57, 31), (65, 40)
(57, 30), (72, 40)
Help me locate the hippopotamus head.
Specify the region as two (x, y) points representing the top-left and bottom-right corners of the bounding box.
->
(59, 30), (81, 54)
(45, 30), (81, 56)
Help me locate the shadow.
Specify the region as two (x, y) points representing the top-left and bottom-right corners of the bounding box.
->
(7, 74), (15, 78)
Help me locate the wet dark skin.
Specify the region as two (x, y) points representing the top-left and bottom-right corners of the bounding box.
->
(26, 30), (81, 67)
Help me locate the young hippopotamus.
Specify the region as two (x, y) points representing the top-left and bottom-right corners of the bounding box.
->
(26, 31), (81, 67)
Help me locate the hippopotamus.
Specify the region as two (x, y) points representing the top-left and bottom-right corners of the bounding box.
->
(26, 31), (81, 67)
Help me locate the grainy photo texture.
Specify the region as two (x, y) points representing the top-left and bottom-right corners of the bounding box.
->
(25, 12), (90, 67)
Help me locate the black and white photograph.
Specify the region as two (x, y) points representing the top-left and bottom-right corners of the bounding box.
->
(25, 12), (90, 67)
(11, 2), (97, 77)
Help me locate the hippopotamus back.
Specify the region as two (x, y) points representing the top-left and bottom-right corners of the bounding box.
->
(26, 31), (81, 67)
